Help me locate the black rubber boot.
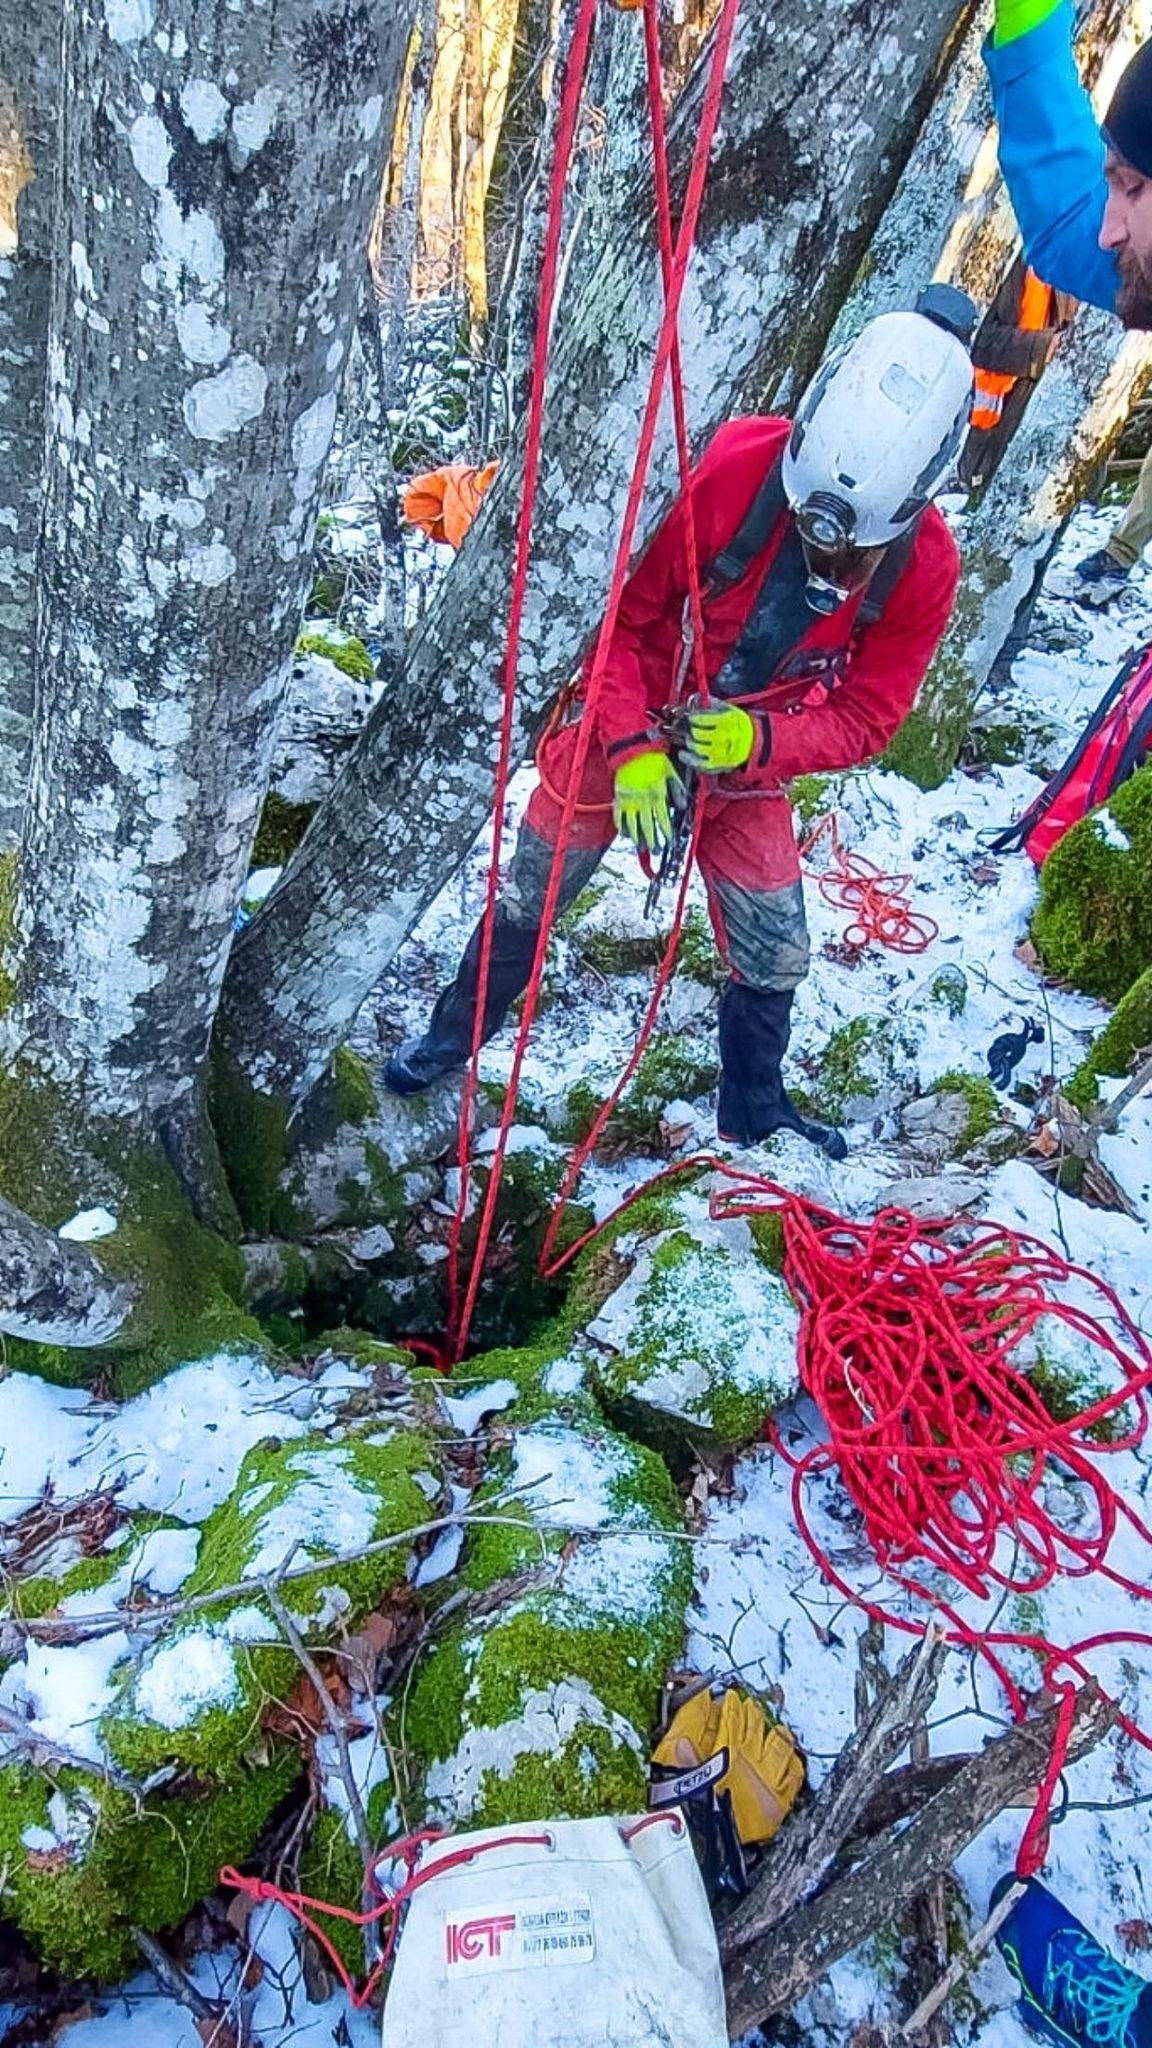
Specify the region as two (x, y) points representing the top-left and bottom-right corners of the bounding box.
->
(716, 982), (848, 1162)
(384, 906), (541, 1096)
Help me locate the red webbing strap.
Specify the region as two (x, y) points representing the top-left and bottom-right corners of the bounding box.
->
(447, 0), (740, 1360)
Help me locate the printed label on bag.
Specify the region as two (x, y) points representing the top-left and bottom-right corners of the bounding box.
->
(443, 1894), (596, 1973)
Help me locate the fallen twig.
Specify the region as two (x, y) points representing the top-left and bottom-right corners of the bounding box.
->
(721, 1630), (947, 1957)
(723, 1683), (1116, 2036)
(0, 1701), (143, 1794)
(9, 1512), (725, 1645)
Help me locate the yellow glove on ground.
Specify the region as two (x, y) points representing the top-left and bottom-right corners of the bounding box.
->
(612, 749), (683, 852)
(993, 0), (1062, 45)
(683, 704), (756, 774)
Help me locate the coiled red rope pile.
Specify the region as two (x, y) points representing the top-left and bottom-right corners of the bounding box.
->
(709, 1161), (1152, 1871)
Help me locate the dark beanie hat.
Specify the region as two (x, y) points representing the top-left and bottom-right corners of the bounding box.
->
(1105, 40), (1152, 181)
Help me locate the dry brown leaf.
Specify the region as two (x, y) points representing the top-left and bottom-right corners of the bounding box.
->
(1027, 1123), (1061, 1160)
(225, 1888), (255, 1940)
(195, 2018), (238, 2048)
(1118, 1917), (1152, 1953)
(26, 1843), (76, 1877)
(49, 2007), (100, 2041)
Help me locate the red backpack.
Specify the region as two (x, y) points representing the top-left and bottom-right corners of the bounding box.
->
(990, 642), (1152, 866)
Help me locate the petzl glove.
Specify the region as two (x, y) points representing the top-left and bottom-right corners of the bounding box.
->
(612, 749), (683, 852)
(993, 0), (1061, 45)
(682, 704), (756, 774)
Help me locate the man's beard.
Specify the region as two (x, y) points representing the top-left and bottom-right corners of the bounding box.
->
(1117, 247), (1152, 330)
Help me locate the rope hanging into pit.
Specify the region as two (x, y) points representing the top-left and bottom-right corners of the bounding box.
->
(444, 0), (740, 1362)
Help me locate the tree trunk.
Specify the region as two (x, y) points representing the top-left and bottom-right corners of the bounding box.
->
(0, 1195), (135, 1345)
(723, 1683), (1116, 2037)
(826, 0), (1130, 372)
(888, 308), (1152, 789)
(502, 0), (584, 425)
(218, 0), (979, 1116)
(484, 0), (555, 329)
(0, 4), (57, 853)
(0, 0), (415, 1194)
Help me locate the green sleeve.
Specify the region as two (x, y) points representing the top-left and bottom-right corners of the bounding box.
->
(993, 0), (1062, 46)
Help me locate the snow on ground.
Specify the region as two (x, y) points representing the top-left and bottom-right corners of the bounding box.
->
(5, 496), (1152, 2043)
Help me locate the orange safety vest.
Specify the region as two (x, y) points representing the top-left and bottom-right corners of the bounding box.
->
(970, 268), (1055, 431)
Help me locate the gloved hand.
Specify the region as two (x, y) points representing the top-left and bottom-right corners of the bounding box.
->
(993, 0), (1061, 46)
(682, 704), (757, 774)
(612, 749), (684, 852)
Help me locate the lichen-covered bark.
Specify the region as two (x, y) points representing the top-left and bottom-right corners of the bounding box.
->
(890, 309), (1152, 789)
(219, 0), (973, 1108)
(0, 4), (57, 852)
(0, 1193), (135, 1345)
(2, 0), (415, 1152)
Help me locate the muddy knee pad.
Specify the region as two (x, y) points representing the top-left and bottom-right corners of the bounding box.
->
(504, 823), (607, 930)
(708, 878), (810, 991)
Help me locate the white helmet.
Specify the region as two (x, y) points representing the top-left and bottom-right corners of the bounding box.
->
(782, 310), (974, 549)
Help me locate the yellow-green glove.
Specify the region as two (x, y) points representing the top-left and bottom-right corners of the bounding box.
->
(682, 704), (756, 774)
(612, 749), (683, 852)
(993, 0), (1061, 46)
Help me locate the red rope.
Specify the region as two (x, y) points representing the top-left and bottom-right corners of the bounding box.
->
(446, 0), (740, 1360)
(444, 0), (601, 1353)
(540, 1154), (1152, 1872)
(801, 811), (939, 956)
(221, 1828), (553, 2009)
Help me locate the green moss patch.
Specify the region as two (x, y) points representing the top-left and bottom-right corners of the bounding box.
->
(1065, 965), (1152, 1112)
(560, 1036), (718, 1150)
(0, 1071), (257, 1392)
(295, 626), (374, 683)
(252, 790), (316, 869)
(0, 1750), (296, 1981)
(1032, 764), (1152, 1000)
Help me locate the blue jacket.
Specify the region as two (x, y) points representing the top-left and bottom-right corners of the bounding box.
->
(985, 1), (1121, 314)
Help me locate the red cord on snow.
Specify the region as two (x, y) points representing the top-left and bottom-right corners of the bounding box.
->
(801, 811), (940, 956)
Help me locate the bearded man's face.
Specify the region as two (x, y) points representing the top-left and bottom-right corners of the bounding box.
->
(1102, 152), (1152, 330)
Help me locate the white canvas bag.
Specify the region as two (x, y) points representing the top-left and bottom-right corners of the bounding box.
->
(380, 1812), (728, 2047)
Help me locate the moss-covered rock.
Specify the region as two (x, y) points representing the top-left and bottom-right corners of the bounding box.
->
(295, 626), (375, 684)
(107, 1425), (442, 1775)
(1032, 764), (1152, 1001)
(404, 1414), (691, 1828)
(928, 1071), (1001, 1151)
(559, 1035), (718, 1150)
(805, 1015), (912, 1123)
(585, 1224), (799, 1448)
(0, 1072), (258, 1392)
(0, 1750), (297, 1980)
(1065, 965), (1152, 1112)
(1021, 1314), (1136, 1447)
